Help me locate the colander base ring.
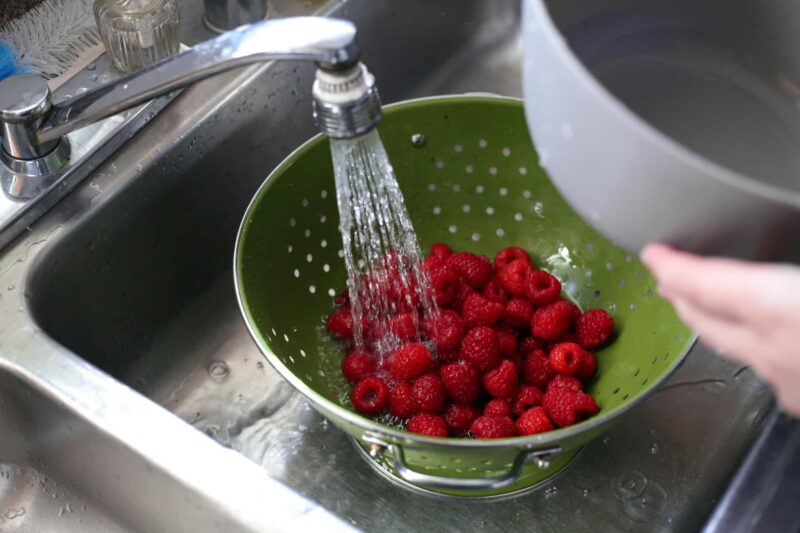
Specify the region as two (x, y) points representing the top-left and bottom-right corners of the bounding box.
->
(351, 437), (584, 500)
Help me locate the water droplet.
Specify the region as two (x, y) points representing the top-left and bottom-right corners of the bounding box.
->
(544, 486), (558, 499)
(87, 63), (96, 71)
(208, 361), (230, 382)
(583, 488), (591, 496)
(650, 443), (660, 455)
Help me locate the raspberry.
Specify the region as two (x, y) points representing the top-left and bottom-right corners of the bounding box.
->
(484, 399), (512, 418)
(543, 388), (598, 427)
(326, 309), (357, 339)
(449, 278), (475, 313)
(447, 252), (493, 289)
(576, 351), (597, 381)
(411, 373), (446, 413)
(576, 309), (615, 349)
(439, 362), (480, 404)
(516, 406), (554, 435)
(531, 301), (580, 341)
(426, 310), (465, 352)
(350, 376), (389, 414)
(407, 413), (449, 437)
(462, 292), (504, 327)
(504, 298), (534, 329)
(470, 415), (517, 439)
(494, 247), (532, 271)
(526, 270), (562, 306)
(334, 291), (350, 308)
(389, 312), (418, 341)
(459, 326), (500, 372)
(481, 280), (508, 304)
(428, 264), (460, 306)
(519, 336), (545, 354)
(549, 342), (586, 375)
(430, 242), (453, 261)
(512, 385), (544, 416)
(547, 374), (583, 392)
(522, 349), (555, 388)
(390, 343), (432, 381)
(482, 360), (519, 400)
(389, 382), (419, 419)
(341, 351), (374, 383)
(444, 403), (479, 434)
(496, 259), (531, 298)
(495, 324), (518, 356)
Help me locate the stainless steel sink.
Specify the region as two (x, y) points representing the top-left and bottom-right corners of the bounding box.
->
(0, 0), (776, 531)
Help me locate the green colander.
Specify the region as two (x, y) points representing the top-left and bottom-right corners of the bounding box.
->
(235, 95), (694, 498)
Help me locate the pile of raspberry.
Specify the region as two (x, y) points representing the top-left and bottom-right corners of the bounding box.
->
(325, 244), (614, 438)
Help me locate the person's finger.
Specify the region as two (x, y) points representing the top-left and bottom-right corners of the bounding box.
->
(670, 297), (758, 364)
(641, 244), (761, 322)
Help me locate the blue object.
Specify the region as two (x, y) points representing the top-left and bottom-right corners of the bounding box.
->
(0, 42), (27, 81)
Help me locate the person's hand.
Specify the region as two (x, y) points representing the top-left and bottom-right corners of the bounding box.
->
(641, 243), (800, 416)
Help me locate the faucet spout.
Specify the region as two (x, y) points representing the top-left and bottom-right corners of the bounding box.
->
(36, 17), (360, 147)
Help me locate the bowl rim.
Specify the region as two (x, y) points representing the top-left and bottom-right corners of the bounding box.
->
(234, 94), (696, 450)
(528, 0), (800, 208)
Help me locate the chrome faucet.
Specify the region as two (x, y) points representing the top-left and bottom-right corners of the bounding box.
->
(0, 16), (381, 200)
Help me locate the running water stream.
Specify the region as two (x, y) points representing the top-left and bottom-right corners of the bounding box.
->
(330, 130), (437, 360)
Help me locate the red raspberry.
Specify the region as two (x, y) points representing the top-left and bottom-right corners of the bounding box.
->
(439, 362), (480, 404)
(519, 336), (545, 354)
(407, 413), (448, 437)
(390, 343), (432, 381)
(449, 278), (475, 313)
(430, 242), (453, 261)
(494, 247), (532, 271)
(444, 403), (479, 434)
(576, 309), (615, 349)
(447, 252), (493, 289)
(389, 382), (419, 419)
(334, 291), (350, 308)
(426, 310), (465, 352)
(504, 298), (534, 329)
(512, 385), (544, 416)
(459, 326), (500, 372)
(543, 388), (598, 427)
(516, 406), (554, 435)
(496, 259), (531, 297)
(326, 309), (357, 339)
(482, 360), (519, 400)
(470, 415), (517, 439)
(481, 280), (508, 304)
(462, 292), (504, 327)
(549, 342), (587, 375)
(495, 324), (518, 356)
(428, 264), (460, 306)
(531, 301), (580, 341)
(484, 399), (512, 418)
(350, 376), (389, 415)
(526, 270), (562, 306)
(523, 349), (555, 388)
(576, 351), (597, 381)
(341, 351), (374, 383)
(389, 312), (418, 341)
(411, 373), (446, 413)
(547, 374), (583, 392)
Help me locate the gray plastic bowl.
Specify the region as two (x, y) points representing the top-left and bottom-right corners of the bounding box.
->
(523, 0), (800, 260)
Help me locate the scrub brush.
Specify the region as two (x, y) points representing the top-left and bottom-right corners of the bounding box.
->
(0, 0), (103, 82)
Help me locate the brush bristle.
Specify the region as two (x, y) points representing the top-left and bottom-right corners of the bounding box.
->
(0, 0), (100, 79)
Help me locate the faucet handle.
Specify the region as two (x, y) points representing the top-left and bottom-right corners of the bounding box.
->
(0, 74), (58, 160)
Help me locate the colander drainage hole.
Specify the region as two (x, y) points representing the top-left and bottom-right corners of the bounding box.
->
(612, 387), (620, 395)
(622, 393), (629, 400)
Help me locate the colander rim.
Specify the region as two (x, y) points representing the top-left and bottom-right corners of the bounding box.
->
(234, 94), (696, 449)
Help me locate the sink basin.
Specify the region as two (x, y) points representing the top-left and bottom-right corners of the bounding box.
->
(0, 0), (773, 530)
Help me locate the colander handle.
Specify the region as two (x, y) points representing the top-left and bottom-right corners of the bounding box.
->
(367, 439), (562, 490)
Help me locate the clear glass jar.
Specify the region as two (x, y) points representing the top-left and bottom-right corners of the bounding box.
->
(93, 0), (180, 73)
